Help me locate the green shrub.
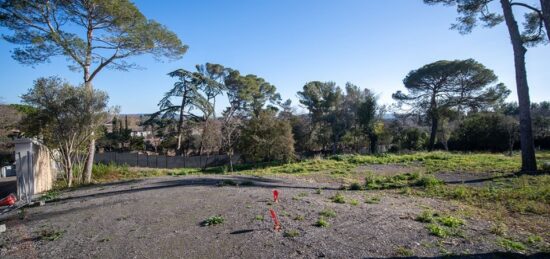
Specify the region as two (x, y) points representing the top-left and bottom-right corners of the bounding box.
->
(499, 238), (526, 251)
(350, 199), (359, 206)
(416, 210), (435, 223)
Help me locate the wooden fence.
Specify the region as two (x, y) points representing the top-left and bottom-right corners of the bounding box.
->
(94, 152), (241, 169)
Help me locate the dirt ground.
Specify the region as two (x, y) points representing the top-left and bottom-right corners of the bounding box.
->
(1, 173), (548, 259)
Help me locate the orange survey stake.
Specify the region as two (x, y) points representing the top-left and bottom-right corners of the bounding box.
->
(273, 190), (279, 203)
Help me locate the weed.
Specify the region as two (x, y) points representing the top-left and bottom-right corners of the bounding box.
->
(499, 238), (526, 251)
(426, 223), (449, 238)
(489, 222), (508, 236)
(18, 208), (26, 220)
(201, 215), (225, 226)
(350, 199), (359, 206)
(396, 246), (414, 256)
(297, 192), (308, 197)
(527, 235), (543, 244)
(319, 208), (337, 218)
(40, 190), (60, 201)
(437, 216), (464, 228)
(293, 215), (305, 221)
(315, 217), (330, 228)
(292, 196), (302, 201)
(365, 195), (381, 204)
(254, 215), (264, 221)
(315, 188), (323, 194)
(331, 192), (346, 204)
(38, 228), (64, 241)
(283, 229), (300, 238)
(416, 210), (435, 223)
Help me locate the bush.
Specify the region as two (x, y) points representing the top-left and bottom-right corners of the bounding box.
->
(331, 192), (346, 203)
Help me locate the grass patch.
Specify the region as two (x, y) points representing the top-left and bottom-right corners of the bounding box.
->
(201, 215), (225, 226)
(331, 192), (346, 203)
(283, 229), (300, 238)
(396, 246), (414, 256)
(365, 195), (381, 204)
(437, 216), (464, 228)
(40, 189), (60, 201)
(499, 238), (526, 251)
(416, 210), (436, 223)
(365, 172), (442, 190)
(37, 227), (64, 241)
(422, 174), (550, 215)
(293, 215), (305, 221)
(349, 199), (359, 206)
(315, 217), (330, 228)
(527, 235), (543, 244)
(319, 208), (337, 218)
(254, 215), (264, 221)
(426, 223), (449, 238)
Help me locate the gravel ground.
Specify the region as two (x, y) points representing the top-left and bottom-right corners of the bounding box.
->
(0, 175), (548, 258)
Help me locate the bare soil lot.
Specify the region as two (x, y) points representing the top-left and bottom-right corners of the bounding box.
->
(1, 174), (548, 258)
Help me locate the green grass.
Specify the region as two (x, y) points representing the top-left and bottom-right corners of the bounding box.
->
(416, 210), (436, 223)
(201, 215), (225, 226)
(426, 223), (449, 238)
(422, 174), (550, 214)
(315, 217), (330, 228)
(40, 189), (60, 201)
(365, 172), (442, 190)
(254, 215), (264, 221)
(319, 208), (337, 218)
(499, 238), (526, 251)
(331, 192), (346, 203)
(283, 229), (300, 238)
(437, 216), (464, 228)
(349, 199), (359, 206)
(37, 228), (64, 241)
(293, 215), (305, 221)
(396, 246), (414, 256)
(365, 195), (381, 204)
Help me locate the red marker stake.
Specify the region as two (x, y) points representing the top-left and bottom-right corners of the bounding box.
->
(269, 208), (281, 231)
(273, 190), (279, 203)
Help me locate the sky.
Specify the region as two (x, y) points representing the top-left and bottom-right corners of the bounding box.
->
(0, 0), (549, 114)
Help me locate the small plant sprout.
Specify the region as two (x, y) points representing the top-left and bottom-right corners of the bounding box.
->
(437, 216), (464, 228)
(331, 192), (346, 204)
(254, 215), (264, 221)
(315, 188), (323, 194)
(350, 199), (359, 206)
(201, 215), (225, 226)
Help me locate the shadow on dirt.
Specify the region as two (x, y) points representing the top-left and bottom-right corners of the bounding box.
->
(387, 251), (550, 258)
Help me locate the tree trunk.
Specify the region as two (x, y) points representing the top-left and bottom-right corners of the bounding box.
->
(66, 155), (73, 188)
(369, 133), (378, 154)
(428, 115), (438, 151)
(501, 0), (538, 172)
(541, 0), (550, 42)
(82, 17), (95, 184)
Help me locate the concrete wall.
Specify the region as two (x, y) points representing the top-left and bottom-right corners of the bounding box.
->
(14, 139), (55, 201)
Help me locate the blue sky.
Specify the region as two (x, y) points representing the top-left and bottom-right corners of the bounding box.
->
(0, 0), (548, 114)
